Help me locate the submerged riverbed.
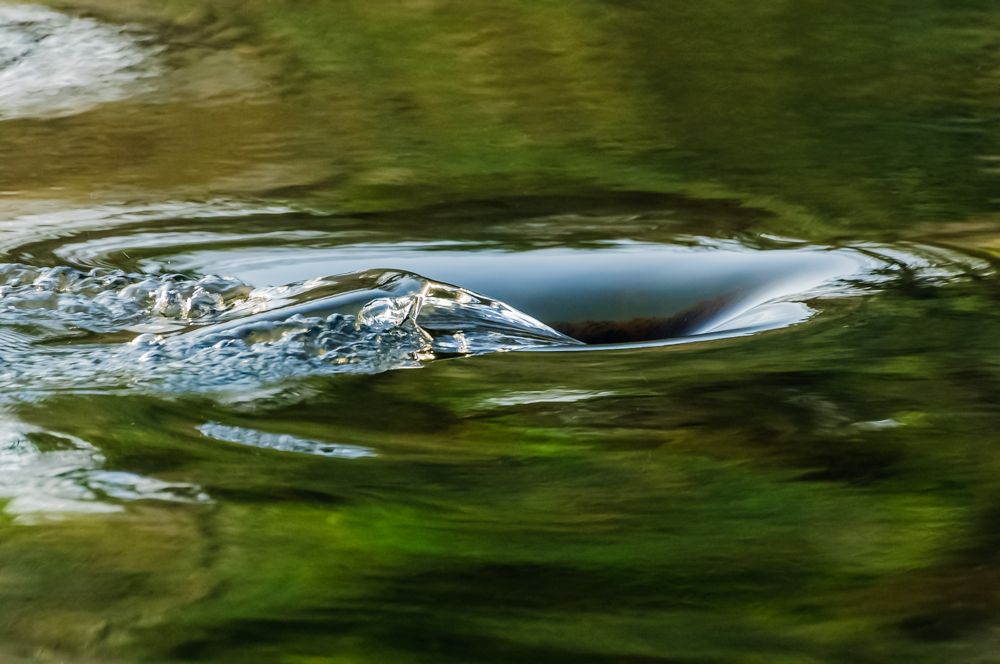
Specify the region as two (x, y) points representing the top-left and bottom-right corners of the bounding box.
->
(3, 1), (1000, 662)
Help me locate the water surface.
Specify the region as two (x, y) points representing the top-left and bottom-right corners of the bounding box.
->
(2, 2), (1000, 664)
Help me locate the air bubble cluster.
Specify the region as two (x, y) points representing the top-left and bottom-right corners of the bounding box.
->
(0, 263), (252, 333)
(0, 265), (576, 400)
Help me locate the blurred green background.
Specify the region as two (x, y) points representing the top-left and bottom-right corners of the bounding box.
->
(3, 1), (1000, 662)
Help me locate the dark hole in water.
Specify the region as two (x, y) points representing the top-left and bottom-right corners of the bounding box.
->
(546, 292), (740, 344)
(400, 243), (866, 346)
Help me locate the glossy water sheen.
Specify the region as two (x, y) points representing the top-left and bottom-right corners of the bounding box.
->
(143, 239), (944, 343)
(3, 2), (1000, 663)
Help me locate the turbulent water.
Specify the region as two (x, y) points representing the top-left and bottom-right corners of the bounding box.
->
(0, 233), (982, 405)
(0, 263), (581, 400)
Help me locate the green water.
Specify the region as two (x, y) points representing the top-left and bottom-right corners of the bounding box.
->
(2, 0), (1000, 662)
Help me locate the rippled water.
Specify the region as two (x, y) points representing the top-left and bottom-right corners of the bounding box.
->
(0, 222), (980, 404)
(3, 2), (1000, 663)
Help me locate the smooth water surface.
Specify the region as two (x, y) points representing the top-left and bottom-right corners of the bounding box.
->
(3, 2), (1000, 663)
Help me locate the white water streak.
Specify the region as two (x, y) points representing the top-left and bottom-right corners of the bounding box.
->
(0, 4), (159, 120)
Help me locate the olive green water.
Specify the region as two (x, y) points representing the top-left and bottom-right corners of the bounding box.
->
(3, 0), (1000, 662)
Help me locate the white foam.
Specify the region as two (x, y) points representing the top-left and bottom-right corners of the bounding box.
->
(0, 3), (159, 120)
(0, 417), (209, 523)
(198, 422), (376, 459)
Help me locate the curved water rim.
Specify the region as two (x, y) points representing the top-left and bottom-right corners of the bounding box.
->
(143, 238), (974, 350)
(0, 202), (983, 404)
(0, 201), (987, 364)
